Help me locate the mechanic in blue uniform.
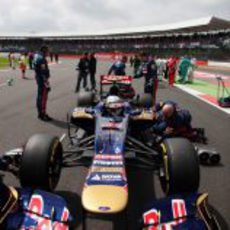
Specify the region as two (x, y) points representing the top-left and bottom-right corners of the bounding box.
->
(108, 56), (127, 76)
(152, 102), (192, 137)
(33, 46), (52, 121)
(154, 100), (178, 112)
(135, 53), (158, 101)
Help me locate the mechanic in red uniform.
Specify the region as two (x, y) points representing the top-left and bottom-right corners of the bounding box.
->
(167, 56), (178, 86)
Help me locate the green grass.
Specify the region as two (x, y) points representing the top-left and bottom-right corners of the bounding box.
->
(0, 56), (9, 68)
(176, 78), (230, 97)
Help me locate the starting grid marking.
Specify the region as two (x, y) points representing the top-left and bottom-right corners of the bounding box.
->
(175, 84), (230, 115)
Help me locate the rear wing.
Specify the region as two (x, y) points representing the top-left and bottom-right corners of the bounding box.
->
(100, 75), (133, 85)
(100, 75), (133, 99)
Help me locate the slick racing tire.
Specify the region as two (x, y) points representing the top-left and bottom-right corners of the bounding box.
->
(76, 91), (94, 107)
(20, 134), (63, 190)
(135, 93), (153, 108)
(159, 138), (200, 195)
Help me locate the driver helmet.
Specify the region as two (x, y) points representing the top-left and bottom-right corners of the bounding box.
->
(105, 95), (124, 116)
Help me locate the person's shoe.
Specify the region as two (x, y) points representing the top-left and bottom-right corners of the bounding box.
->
(38, 114), (52, 121)
(38, 114), (44, 120)
(44, 114), (53, 121)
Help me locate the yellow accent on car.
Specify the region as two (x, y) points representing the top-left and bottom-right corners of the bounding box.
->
(72, 111), (93, 119)
(131, 111), (154, 120)
(161, 143), (170, 194)
(0, 186), (18, 224)
(82, 185), (128, 213)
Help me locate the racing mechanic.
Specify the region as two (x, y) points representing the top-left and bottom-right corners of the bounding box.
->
(167, 56), (178, 86)
(33, 46), (52, 121)
(75, 52), (90, 92)
(108, 56), (127, 76)
(134, 53), (158, 102)
(152, 102), (205, 142)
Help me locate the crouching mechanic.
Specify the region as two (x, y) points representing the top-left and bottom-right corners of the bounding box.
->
(33, 46), (52, 121)
(152, 102), (205, 141)
(153, 101), (193, 139)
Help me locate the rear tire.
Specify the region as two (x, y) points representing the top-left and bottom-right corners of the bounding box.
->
(159, 138), (200, 195)
(20, 134), (63, 190)
(135, 93), (153, 108)
(76, 92), (95, 107)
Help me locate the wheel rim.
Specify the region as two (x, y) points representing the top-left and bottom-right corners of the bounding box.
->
(48, 140), (62, 189)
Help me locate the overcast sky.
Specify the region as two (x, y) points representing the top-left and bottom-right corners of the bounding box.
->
(0, 0), (229, 35)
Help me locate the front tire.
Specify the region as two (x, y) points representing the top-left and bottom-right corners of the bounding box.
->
(159, 138), (200, 195)
(20, 134), (63, 190)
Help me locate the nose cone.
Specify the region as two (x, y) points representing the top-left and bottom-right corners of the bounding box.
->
(82, 185), (128, 213)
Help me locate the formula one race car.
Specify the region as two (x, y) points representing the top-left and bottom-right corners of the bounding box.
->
(66, 92), (200, 214)
(0, 147), (72, 229)
(0, 94), (221, 228)
(1, 93), (200, 216)
(140, 192), (220, 229)
(100, 75), (135, 99)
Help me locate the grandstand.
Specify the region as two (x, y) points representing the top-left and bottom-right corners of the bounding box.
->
(0, 16), (230, 60)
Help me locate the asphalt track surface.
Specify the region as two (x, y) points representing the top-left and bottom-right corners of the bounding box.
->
(0, 59), (229, 230)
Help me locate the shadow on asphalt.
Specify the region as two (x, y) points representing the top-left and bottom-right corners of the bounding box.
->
(23, 77), (34, 80)
(50, 118), (68, 130)
(209, 204), (229, 230)
(56, 191), (83, 230)
(113, 167), (155, 230)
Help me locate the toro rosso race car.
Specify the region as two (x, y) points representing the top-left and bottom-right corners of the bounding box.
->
(0, 92), (220, 229)
(0, 147), (72, 229)
(67, 93), (199, 206)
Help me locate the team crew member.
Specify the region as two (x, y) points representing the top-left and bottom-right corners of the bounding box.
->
(33, 46), (52, 121)
(135, 53), (158, 102)
(178, 57), (193, 83)
(108, 56), (127, 76)
(133, 54), (141, 76)
(75, 52), (89, 92)
(152, 103), (192, 137)
(28, 52), (34, 70)
(167, 56), (178, 86)
(89, 53), (97, 91)
(18, 53), (27, 79)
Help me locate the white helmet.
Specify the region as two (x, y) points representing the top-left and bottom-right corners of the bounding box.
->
(105, 96), (124, 116)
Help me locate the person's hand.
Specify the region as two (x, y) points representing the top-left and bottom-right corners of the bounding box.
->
(164, 127), (174, 135)
(45, 81), (51, 91)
